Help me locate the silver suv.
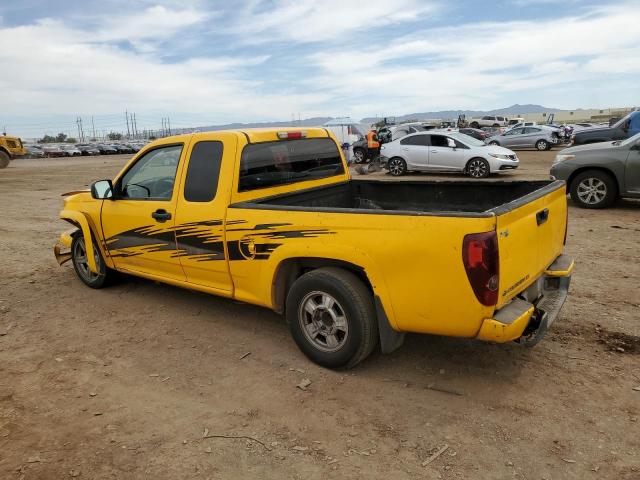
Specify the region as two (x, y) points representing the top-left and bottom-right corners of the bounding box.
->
(469, 116), (508, 128)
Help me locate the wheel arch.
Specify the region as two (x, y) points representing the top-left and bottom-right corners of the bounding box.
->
(272, 256), (404, 354)
(0, 146), (11, 157)
(59, 210), (114, 272)
(566, 166), (620, 196)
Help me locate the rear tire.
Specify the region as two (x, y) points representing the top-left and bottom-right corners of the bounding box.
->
(470, 122), (479, 129)
(286, 268), (378, 369)
(387, 157), (407, 176)
(569, 170), (617, 209)
(71, 232), (114, 288)
(535, 140), (548, 151)
(488, 140), (500, 146)
(0, 151), (10, 168)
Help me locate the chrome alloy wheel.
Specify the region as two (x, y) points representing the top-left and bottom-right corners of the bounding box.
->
(468, 159), (488, 178)
(73, 236), (101, 282)
(388, 158), (404, 176)
(577, 177), (607, 205)
(298, 291), (349, 352)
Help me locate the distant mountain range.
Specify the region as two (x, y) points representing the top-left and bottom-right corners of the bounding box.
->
(171, 104), (563, 134)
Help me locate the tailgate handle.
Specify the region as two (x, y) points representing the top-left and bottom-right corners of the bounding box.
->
(536, 208), (549, 226)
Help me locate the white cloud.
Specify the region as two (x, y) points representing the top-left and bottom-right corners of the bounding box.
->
(227, 0), (439, 43)
(0, 10), (329, 130)
(305, 2), (640, 116)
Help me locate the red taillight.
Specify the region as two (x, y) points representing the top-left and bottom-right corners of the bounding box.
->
(277, 131), (307, 140)
(462, 231), (499, 306)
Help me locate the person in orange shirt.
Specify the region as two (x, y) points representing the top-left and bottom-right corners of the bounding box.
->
(366, 129), (380, 161)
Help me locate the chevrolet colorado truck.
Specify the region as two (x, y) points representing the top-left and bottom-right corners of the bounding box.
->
(54, 128), (573, 368)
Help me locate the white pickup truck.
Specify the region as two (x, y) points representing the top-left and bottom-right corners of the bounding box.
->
(469, 115), (508, 128)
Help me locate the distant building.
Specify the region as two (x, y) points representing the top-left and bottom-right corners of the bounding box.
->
(518, 107), (637, 124)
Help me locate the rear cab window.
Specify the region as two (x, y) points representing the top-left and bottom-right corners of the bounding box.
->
(238, 138), (345, 192)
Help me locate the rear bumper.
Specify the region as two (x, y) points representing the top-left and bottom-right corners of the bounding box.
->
(476, 254), (573, 344)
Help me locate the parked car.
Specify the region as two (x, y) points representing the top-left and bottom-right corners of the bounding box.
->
(459, 128), (490, 141)
(550, 132), (640, 208)
(570, 112), (639, 146)
(507, 117), (525, 126)
(26, 146), (45, 158)
(469, 115), (508, 128)
(487, 127), (557, 151)
(60, 145), (82, 157)
(54, 127), (572, 368)
(506, 122), (565, 143)
(96, 144), (118, 154)
(380, 131), (518, 178)
(111, 144), (134, 154)
(77, 145), (101, 156)
(41, 146), (66, 157)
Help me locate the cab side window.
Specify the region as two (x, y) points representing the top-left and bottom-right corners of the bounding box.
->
(119, 145), (183, 200)
(184, 141), (223, 202)
(400, 134), (429, 146)
(430, 135), (449, 147)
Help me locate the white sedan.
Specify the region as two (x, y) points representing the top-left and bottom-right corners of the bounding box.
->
(380, 131), (519, 178)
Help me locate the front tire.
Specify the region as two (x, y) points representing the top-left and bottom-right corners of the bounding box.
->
(71, 233), (113, 288)
(0, 151), (10, 168)
(352, 148), (365, 164)
(387, 157), (407, 176)
(488, 140), (499, 146)
(470, 122), (479, 128)
(569, 170), (617, 209)
(466, 158), (490, 178)
(535, 140), (548, 151)
(286, 268), (378, 369)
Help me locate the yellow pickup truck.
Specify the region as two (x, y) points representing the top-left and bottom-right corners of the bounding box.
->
(54, 128), (573, 368)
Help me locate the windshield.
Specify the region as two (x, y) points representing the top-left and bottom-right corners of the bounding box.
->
(612, 113), (632, 129)
(620, 132), (640, 146)
(449, 132), (485, 147)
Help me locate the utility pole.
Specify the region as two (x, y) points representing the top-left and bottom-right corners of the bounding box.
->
(167, 117), (171, 136)
(133, 113), (138, 139)
(125, 110), (131, 140)
(91, 116), (96, 141)
(76, 117), (82, 142)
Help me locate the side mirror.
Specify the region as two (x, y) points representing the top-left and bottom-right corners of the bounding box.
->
(91, 179), (114, 199)
(447, 138), (456, 149)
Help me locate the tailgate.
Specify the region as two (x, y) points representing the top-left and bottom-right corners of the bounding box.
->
(494, 182), (567, 308)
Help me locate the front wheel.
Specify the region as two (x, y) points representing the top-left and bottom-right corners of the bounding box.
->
(488, 140), (499, 146)
(569, 170), (617, 209)
(466, 158), (490, 178)
(352, 148), (365, 164)
(71, 233), (113, 288)
(387, 157), (407, 176)
(535, 140), (549, 151)
(286, 268), (378, 369)
(0, 151), (10, 168)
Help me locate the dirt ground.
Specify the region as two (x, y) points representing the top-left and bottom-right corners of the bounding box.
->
(1, 150), (638, 479)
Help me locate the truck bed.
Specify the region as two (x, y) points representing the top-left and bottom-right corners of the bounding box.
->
(234, 179), (564, 216)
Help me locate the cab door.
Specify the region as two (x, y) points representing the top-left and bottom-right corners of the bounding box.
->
(399, 134), (430, 169)
(101, 142), (188, 281)
(173, 133), (238, 294)
(427, 134), (466, 171)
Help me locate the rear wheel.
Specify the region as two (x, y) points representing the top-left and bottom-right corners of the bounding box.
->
(388, 157), (407, 176)
(466, 158), (490, 178)
(352, 148), (366, 164)
(71, 232), (113, 288)
(488, 140), (499, 146)
(535, 139), (548, 151)
(0, 151), (10, 168)
(286, 267), (378, 369)
(569, 170), (617, 209)
(470, 122), (479, 128)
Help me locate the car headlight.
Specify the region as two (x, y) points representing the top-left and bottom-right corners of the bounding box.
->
(553, 154), (575, 164)
(489, 153), (512, 160)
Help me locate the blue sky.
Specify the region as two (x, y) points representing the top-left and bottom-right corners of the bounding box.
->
(0, 0), (638, 137)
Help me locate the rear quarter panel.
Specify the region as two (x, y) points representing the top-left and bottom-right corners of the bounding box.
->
(224, 207), (497, 337)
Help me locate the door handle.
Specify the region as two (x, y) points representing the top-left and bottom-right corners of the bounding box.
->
(536, 208), (549, 225)
(152, 209), (172, 223)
